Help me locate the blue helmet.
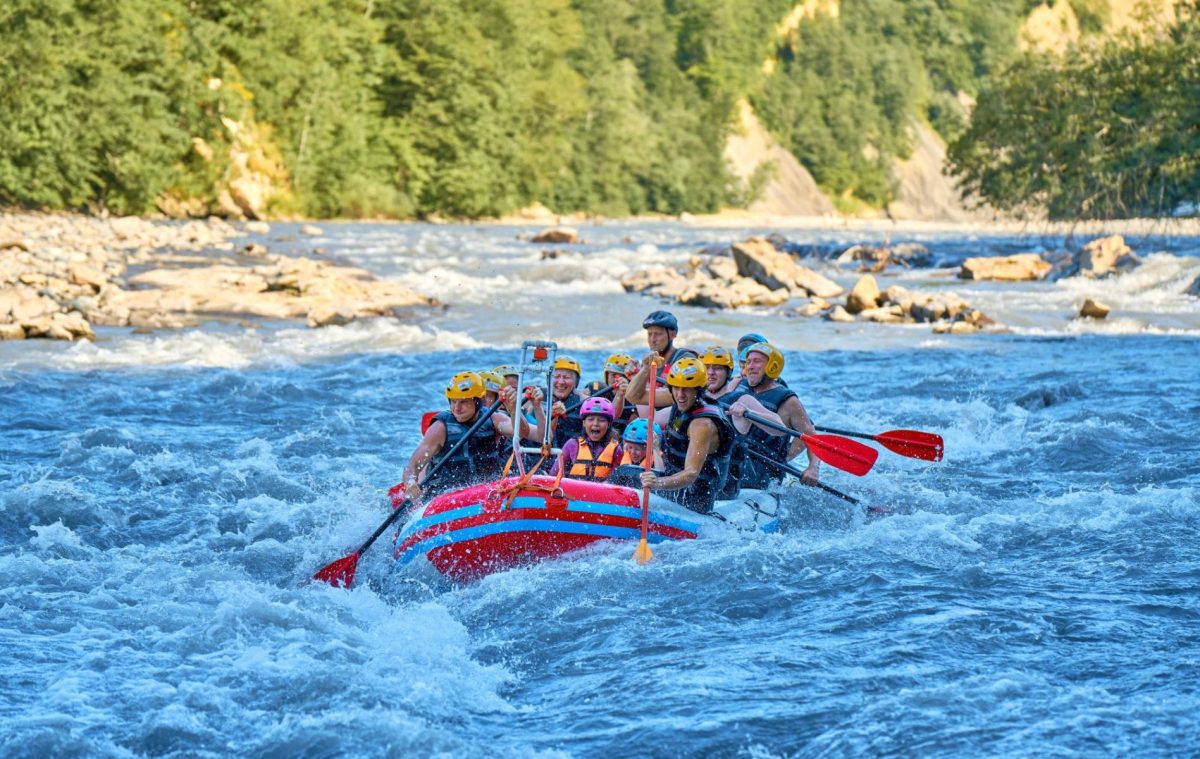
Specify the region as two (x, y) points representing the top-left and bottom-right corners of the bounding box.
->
(622, 418), (663, 445)
(737, 332), (768, 355)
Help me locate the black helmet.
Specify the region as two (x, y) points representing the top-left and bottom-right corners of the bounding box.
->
(642, 310), (678, 332)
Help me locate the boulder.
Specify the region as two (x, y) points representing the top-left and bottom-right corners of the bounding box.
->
(826, 305), (855, 323)
(677, 274), (788, 309)
(244, 221), (271, 234)
(1079, 298), (1110, 319)
(307, 305), (356, 328)
(69, 264), (107, 291)
(0, 322), (25, 340)
(300, 224), (324, 236)
(859, 305), (907, 324)
(531, 226), (579, 244)
(732, 237), (842, 298)
(1185, 274), (1200, 297)
(845, 274), (881, 314)
(959, 253), (1052, 281)
(1078, 234), (1138, 277)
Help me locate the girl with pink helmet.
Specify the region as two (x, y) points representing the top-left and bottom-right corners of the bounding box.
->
(552, 396), (624, 482)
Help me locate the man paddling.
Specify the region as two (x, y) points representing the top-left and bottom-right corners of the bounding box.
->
(401, 371), (537, 501)
(739, 343), (818, 487)
(638, 356), (735, 514)
(628, 311), (698, 410)
(700, 345), (789, 498)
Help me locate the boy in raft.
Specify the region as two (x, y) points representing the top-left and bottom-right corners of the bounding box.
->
(739, 342), (819, 487)
(401, 371), (538, 501)
(619, 418), (662, 469)
(552, 397), (623, 481)
(638, 356), (735, 515)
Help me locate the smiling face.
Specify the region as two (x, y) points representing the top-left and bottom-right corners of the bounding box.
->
(670, 385), (699, 412)
(552, 369), (578, 399)
(742, 351), (768, 386)
(624, 441), (646, 464)
(705, 364), (729, 393)
(582, 414), (610, 441)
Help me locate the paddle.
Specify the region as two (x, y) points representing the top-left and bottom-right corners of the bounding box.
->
(814, 425), (944, 462)
(313, 397), (506, 588)
(633, 361), (658, 564)
(738, 410), (878, 477)
(564, 384), (614, 415)
(743, 447), (861, 506)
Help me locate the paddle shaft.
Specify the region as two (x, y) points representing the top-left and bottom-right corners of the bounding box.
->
(564, 383), (614, 415)
(353, 397), (506, 557)
(640, 364), (658, 540)
(743, 447), (862, 506)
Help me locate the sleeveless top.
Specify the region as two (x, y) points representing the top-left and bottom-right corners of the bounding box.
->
(660, 402), (734, 514)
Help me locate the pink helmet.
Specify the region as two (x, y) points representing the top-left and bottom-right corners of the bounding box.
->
(579, 397), (615, 421)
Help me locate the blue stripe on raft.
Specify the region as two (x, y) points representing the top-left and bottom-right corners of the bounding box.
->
(397, 503), (484, 544)
(565, 500), (702, 534)
(397, 519), (681, 565)
(398, 495), (554, 542)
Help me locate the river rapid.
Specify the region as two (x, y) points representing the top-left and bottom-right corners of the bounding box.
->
(2, 221), (1199, 757)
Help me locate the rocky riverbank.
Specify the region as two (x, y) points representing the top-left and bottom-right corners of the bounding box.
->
(0, 213), (434, 341)
(619, 232), (1193, 333)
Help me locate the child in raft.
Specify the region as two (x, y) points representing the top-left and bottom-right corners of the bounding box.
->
(552, 397), (623, 481)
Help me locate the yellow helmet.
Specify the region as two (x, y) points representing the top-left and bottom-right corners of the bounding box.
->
(666, 356), (707, 388)
(603, 352), (635, 376)
(492, 364), (518, 378)
(701, 345), (734, 369)
(445, 371), (485, 400)
(554, 355), (581, 377)
(478, 370), (504, 394)
(742, 342), (785, 380)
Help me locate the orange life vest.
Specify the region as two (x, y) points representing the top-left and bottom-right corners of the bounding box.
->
(568, 437), (619, 481)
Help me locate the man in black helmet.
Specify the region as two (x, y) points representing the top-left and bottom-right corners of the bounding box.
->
(627, 310), (698, 410)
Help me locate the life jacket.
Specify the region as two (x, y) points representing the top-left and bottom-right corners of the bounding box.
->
(661, 402), (734, 514)
(738, 382), (798, 490)
(421, 408), (502, 495)
(552, 391), (585, 450)
(567, 436), (620, 481)
(704, 383), (751, 500)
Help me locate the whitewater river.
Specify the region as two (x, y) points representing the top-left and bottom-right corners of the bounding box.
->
(2, 221), (1199, 756)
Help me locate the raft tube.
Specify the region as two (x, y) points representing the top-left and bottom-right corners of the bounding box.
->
(393, 475), (779, 581)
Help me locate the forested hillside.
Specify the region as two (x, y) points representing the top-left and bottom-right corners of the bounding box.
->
(0, 0), (1192, 220)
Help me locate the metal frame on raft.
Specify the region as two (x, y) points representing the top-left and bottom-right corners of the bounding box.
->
(510, 340), (560, 477)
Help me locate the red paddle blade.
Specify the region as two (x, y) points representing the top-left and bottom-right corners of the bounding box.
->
(876, 430), (944, 462)
(801, 433), (879, 476)
(420, 411), (437, 435)
(312, 552), (360, 588)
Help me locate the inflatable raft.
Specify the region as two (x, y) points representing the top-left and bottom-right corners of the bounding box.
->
(393, 475), (780, 582)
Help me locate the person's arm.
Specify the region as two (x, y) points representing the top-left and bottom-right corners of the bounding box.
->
(401, 421), (448, 501)
(552, 438), (579, 476)
(725, 395), (787, 437)
(623, 355), (654, 405)
(640, 418), (717, 491)
(611, 375), (629, 418)
(778, 396), (818, 482)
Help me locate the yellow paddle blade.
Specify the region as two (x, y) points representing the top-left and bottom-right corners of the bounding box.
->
(633, 537), (654, 564)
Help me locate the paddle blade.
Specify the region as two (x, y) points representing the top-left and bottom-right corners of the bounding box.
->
(420, 411), (437, 435)
(876, 430), (944, 462)
(312, 552), (360, 588)
(633, 537), (654, 564)
(802, 433), (879, 476)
